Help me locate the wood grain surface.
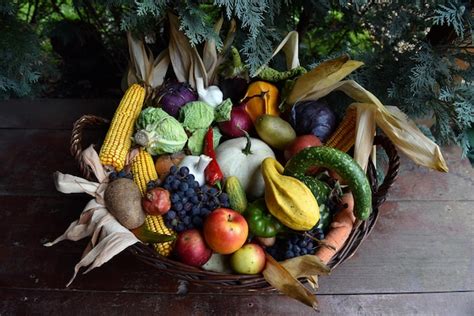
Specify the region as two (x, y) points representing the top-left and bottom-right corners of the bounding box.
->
(0, 99), (472, 315)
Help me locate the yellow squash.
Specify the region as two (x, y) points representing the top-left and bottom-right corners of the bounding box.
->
(262, 158), (319, 230)
(243, 81), (280, 122)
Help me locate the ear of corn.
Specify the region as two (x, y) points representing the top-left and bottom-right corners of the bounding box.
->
(326, 107), (356, 153)
(145, 215), (174, 257)
(131, 149), (158, 195)
(99, 84), (146, 171)
(131, 149), (175, 257)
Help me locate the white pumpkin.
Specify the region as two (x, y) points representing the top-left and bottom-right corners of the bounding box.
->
(216, 136), (275, 198)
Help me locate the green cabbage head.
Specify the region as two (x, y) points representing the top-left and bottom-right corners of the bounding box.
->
(134, 107), (188, 155)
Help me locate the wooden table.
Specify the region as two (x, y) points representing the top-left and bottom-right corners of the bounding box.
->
(1, 99), (473, 315)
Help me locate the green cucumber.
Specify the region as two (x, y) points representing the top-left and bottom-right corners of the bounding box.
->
(286, 174), (330, 206)
(224, 176), (248, 213)
(284, 146), (372, 220)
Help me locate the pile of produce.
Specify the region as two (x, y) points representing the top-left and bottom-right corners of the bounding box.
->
(97, 68), (373, 275)
(50, 22), (447, 310)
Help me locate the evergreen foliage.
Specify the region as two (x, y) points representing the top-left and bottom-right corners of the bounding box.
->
(0, 3), (43, 98)
(1, 0), (472, 155)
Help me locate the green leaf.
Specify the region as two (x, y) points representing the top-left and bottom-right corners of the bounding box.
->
(180, 101), (215, 132)
(187, 126), (222, 155)
(213, 126), (222, 149)
(187, 128), (208, 155)
(214, 98), (233, 122)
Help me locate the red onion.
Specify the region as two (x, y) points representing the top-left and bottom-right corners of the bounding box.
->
(218, 105), (253, 138)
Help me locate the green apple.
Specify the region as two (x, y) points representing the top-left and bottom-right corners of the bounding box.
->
(230, 243), (266, 274)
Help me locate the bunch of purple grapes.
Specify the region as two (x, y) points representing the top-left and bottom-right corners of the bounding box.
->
(157, 166), (230, 233)
(109, 170), (133, 181)
(266, 227), (325, 260)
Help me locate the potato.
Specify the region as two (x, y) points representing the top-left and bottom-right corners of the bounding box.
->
(104, 178), (145, 229)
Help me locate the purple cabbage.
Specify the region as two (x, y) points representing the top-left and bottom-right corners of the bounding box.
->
(289, 101), (336, 142)
(157, 81), (198, 117)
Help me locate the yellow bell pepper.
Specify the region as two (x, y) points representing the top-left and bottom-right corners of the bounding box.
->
(242, 81), (280, 122)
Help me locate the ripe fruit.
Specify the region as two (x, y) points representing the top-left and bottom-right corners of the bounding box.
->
(284, 135), (322, 161)
(255, 114), (296, 150)
(142, 187), (171, 215)
(230, 243), (266, 274)
(203, 208), (248, 254)
(174, 229), (212, 267)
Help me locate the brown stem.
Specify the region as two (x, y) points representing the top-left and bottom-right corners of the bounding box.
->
(303, 232), (336, 251)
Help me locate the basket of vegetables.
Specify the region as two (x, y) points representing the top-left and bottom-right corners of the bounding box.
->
(52, 16), (448, 309)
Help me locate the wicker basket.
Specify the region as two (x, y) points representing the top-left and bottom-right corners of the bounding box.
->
(70, 114), (400, 292)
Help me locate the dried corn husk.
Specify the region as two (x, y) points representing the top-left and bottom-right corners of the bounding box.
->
(45, 146), (141, 286)
(127, 32), (170, 90)
(203, 16), (223, 84)
(262, 254), (321, 311)
(280, 254), (331, 278)
(288, 57), (448, 172)
(168, 13), (208, 88)
(254, 31), (300, 76)
(168, 13), (227, 89)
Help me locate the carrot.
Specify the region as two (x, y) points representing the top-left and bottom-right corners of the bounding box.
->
(315, 192), (355, 264)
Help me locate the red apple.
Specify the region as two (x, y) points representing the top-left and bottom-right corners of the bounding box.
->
(230, 243), (266, 274)
(174, 229), (212, 267)
(203, 208), (248, 254)
(284, 135), (322, 161)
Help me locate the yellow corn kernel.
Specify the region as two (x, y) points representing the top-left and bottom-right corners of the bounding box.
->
(326, 108), (356, 153)
(131, 149), (157, 195)
(132, 149), (175, 256)
(145, 215), (174, 257)
(99, 84), (145, 171)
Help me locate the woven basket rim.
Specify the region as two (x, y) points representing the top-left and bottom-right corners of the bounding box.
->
(70, 114), (400, 291)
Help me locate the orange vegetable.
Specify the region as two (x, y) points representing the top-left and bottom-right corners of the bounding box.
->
(155, 152), (185, 180)
(242, 81), (280, 122)
(315, 193), (355, 264)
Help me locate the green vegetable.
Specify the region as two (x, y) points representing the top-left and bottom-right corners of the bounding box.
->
(180, 101), (215, 132)
(245, 199), (284, 237)
(316, 204), (331, 232)
(179, 100), (230, 155)
(134, 107), (188, 155)
(287, 174), (330, 205)
(179, 99), (233, 132)
(284, 146), (372, 220)
(214, 98), (233, 122)
(224, 176), (248, 213)
(257, 65), (307, 82)
(187, 127), (222, 156)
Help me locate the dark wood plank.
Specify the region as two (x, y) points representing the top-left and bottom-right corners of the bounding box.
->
(1, 196), (472, 294)
(0, 196), (199, 293)
(0, 288), (472, 315)
(0, 99), (116, 129)
(0, 129), (105, 196)
(320, 200), (474, 294)
(388, 145), (474, 202)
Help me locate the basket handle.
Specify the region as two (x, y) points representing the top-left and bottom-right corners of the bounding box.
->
(369, 135), (400, 209)
(70, 115), (110, 181)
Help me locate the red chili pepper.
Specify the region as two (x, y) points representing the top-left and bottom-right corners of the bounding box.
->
(204, 127), (224, 187)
